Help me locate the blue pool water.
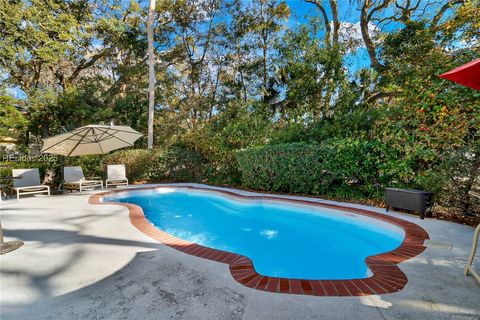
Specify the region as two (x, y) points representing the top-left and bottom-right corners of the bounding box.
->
(104, 188), (404, 280)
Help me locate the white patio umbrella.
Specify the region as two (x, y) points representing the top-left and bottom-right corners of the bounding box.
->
(41, 125), (142, 156)
(0, 125), (142, 255)
(41, 124), (142, 192)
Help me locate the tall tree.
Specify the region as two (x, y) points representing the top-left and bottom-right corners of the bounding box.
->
(223, 0), (257, 104)
(147, 0), (156, 149)
(164, 0), (223, 126)
(248, 0), (290, 100)
(275, 23), (350, 121)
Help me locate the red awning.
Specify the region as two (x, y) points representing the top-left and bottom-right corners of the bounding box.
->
(439, 58), (480, 91)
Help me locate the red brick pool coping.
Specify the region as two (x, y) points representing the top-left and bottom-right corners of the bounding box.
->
(89, 186), (429, 297)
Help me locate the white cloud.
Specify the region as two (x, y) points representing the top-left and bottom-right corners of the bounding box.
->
(330, 21), (381, 51)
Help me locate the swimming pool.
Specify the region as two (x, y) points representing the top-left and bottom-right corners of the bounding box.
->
(94, 186), (429, 296)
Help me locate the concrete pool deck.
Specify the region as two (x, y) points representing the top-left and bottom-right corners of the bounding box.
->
(1, 183), (479, 320)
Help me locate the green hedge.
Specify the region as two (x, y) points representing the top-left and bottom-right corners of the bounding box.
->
(236, 138), (478, 206)
(148, 146), (206, 182)
(103, 146), (206, 183)
(103, 149), (154, 182)
(236, 140), (383, 198)
(236, 142), (325, 194)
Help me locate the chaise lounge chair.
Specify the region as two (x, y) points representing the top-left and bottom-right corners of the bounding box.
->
(106, 164), (128, 189)
(12, 168), (50, 200)
(63, 166), (103, 192)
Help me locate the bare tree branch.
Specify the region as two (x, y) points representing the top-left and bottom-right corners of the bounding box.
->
(432, 0), (464, 28)
(305, 0), (332, 47)
(360, 0), (386, 71)
(66, 51), (107, 85)
(367, 0), (392, 22)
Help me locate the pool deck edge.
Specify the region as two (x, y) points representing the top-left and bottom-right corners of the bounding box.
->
(89, 186), (429, 297)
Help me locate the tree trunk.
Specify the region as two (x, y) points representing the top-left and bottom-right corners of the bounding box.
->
(360, 0), (383, 71)
(305, 0), (331, 47)
(329, 0), (340, 47)
(147, 0), (156, 150)
(262, 42), (268, 98)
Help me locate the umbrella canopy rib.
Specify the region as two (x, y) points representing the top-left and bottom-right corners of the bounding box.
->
(67, 127), (94, 157)
(41, 127), (90, 153)
(95, 127), (136, 147)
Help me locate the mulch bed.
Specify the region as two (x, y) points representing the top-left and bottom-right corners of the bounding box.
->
(433, 209), (480, 227)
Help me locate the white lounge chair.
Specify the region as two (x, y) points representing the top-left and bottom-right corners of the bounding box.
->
(12, 168), (50, 200)
(106, 164), (128, 189)
(63, 166), (103, 192)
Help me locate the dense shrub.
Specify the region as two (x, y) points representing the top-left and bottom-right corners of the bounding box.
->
(416, 144), (480, 218)
(103, 149), (154, 182)
(170, 108), (272, 185)
(237, 142), (326, 194)
(147, 146), (206, 182)
(237, 139), (479, 220)
(103, 147), (206, 183)
(236, 139), (385, 198)
(322, 138), (380, 194)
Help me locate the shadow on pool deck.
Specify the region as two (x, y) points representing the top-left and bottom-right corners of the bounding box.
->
(1, 237), (479, 320)
(1, 249), (248, 320)
(3, 228), (163, 249)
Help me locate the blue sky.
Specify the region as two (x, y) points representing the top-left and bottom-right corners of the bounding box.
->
(288, 0), (362, 23)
